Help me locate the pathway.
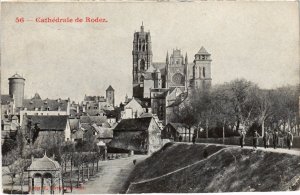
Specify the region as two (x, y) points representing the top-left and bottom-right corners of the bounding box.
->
(71, 155), (147, 194)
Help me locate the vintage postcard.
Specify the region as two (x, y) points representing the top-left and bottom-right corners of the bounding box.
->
(1, 1), (299, 194)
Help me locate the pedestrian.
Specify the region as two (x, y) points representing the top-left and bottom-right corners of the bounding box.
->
(240, 129), (246, 148)
(179, 135), (183, 142)
(192, 134), (196, 144)
(273, 129), (279, 149)
(263, 131), (270, 149)
(286, 130), (293, 150)
(253, 130), (259, 149)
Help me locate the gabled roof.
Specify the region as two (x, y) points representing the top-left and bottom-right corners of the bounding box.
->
(114, 117), (153, 131)
(25, 115), (68, 131)
(106, 85), (114, 91)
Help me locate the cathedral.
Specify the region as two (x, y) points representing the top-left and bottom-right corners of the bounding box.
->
(132, 23), (212, 125)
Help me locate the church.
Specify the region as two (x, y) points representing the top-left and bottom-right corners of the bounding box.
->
(132, 23), (212, 125)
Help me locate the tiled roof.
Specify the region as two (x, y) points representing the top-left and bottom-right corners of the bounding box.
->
(80, 116), (107, 125)
(106, 85), (114, 91)
(1, 95), (13, 105)
(25, 115), (68, 131)
(23, 98), (68, 111)
(114, 117), (152, 131)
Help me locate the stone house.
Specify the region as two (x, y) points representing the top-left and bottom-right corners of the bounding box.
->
(109, 117), (162, 154)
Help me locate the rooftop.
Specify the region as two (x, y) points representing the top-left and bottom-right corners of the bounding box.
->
(27, 153), (60, 171)
(114, 117), (153, 131)
(25, 115), (68, 131)
(9, 73), (25, 80)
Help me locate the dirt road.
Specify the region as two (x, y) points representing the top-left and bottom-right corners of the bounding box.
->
(71, 155), (147, 194)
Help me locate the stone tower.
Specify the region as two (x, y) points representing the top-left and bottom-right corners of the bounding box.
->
(106, 85), (115, 107)
(8, 73), (25, 108)
(132, 23), (153, 98)
(166, 49), (188, 91)
(192, 47), (212, 89)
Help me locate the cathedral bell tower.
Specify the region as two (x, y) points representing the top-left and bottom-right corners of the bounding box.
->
(192, 46), (212, 89)
(132, 23), (153, 98)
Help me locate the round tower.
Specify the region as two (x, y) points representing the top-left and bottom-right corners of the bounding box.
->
(8, 73), (25, 108)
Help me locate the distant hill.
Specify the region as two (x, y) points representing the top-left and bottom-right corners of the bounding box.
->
(125, 143), (300, 193)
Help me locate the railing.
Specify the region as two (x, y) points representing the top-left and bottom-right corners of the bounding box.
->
(195, 136), (300, 148)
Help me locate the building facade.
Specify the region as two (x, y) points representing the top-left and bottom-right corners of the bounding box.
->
(131, 24), (212, 124)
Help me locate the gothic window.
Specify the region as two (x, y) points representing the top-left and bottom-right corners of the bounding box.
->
(199, 68), (202, 78)
(140, 59), (145, 71)
(142, 44), (145, 51)
(172, 73), (184, 85)
(203, 67), (206, 77)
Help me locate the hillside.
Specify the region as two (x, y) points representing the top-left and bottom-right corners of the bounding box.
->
(125, 143), (300, 193)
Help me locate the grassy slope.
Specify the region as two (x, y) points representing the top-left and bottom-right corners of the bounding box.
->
(126, 143), (300, 193)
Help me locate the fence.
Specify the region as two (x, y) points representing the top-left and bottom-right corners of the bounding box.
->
(196, 136), (300, 149)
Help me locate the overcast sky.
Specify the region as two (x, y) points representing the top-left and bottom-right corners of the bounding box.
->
(1, 2), (299, 104)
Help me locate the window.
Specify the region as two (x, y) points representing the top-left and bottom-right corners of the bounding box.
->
(203, 67), (206, 77)
(140, 59), (145, 71)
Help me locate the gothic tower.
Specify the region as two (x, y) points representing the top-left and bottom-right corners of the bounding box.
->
(166, 49), (187, 92)
(192, 46), (212, 89)
(132, 23), (153, 98)
(106, 85), (115, 107)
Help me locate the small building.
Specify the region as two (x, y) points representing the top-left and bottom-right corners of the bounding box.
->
(109, 117), (162, 154)
(27, 153), (63, 194)
(23, 115), (71, 144)
(162, 123), (194, 142)
(19, 96), (70, 124)
(93, 124), (114, 144)
(121, 98), (144, 119)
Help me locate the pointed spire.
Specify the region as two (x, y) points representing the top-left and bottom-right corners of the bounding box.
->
(141, 21), (144, 32)
(185, 52), (188, 64)
(166, 51), (169, 65)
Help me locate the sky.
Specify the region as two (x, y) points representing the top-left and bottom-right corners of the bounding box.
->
(1, 1), (299, 104)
